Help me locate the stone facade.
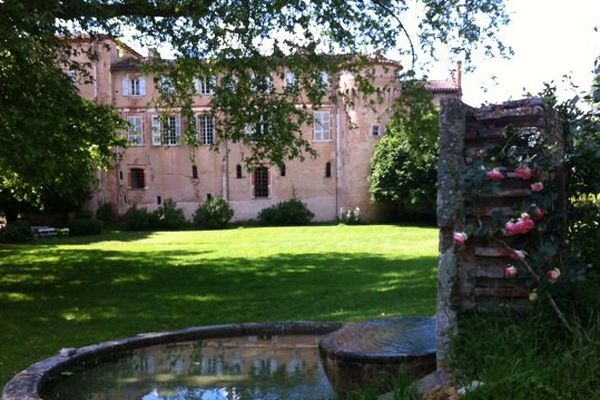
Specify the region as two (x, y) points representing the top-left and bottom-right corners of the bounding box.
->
(72, 38), (461, 222)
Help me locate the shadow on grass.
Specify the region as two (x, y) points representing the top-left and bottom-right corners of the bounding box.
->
(0, 246), (437, 386)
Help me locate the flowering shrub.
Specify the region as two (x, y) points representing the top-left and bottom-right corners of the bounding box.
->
(338, 207), (361, 225)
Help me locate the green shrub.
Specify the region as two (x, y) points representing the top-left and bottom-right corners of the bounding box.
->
(96, 202), (116, 224)
(0, 220), (33, 242)
(257, 199), (314, 226)
(75, 209), (94, 219)
(193, 197), (234, 229)
(150, 198), (187, 230)
(68, 218), (103, 235)
(123, 205), (151, 231)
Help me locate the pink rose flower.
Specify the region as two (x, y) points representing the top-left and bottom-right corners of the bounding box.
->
(531, 182), (544, 192)
(504, 215), (535, 236)
(453, 232), (468, 246)
(534, 207), (544, 221)
(514, 167), (533, 180)
(504, 264), (518, 278)
(547, 268), (561, 283)
(486, 168), (504, 181)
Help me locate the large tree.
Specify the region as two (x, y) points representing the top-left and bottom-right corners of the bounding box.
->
(370, 82), (439, 219)
(0, 0), (510, 218)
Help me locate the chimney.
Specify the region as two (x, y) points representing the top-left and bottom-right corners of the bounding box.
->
(456, 61), (462, 90)
(147, 48), (160, 59)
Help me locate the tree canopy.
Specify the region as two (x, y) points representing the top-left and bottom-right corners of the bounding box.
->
(370, 82), (439, 218)
(0, 0), (511, 217)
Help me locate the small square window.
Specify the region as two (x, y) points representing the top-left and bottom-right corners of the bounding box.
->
(372, 125), (381, 137)
(130, 168), (145, 189)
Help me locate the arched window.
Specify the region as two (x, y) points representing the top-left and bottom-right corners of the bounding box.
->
(192, 165), (198, 179)
(280, 164), (286, 177)
(236, 164), (243, 179)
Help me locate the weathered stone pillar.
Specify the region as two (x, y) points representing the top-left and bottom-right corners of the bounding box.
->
(435, 98), (566, 368)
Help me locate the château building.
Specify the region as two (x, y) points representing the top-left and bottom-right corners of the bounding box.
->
(71, 37), (462, 222)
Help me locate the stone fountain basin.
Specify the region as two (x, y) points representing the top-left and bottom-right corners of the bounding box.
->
(2, 321), (342, 400)
(319, 316), (437, 394)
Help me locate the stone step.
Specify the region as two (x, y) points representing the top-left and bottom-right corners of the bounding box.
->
(474, 286), (530, 298)
(470, 206), (516, 217)
(477, 188), (532, 198)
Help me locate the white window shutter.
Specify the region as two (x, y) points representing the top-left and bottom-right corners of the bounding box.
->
(175, 115), (181, 143)
(140, 118), (145, 144)
(151, 116), (161, 145)
(324, 111), (331, 140)
(122, 76), (130, 96)
(210, 76), (217, 94)
(268, 168), (272, 198)
(139, 77), (146, 96)
(193, 78), (201, 94)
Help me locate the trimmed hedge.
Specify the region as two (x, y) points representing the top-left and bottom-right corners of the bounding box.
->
(68, 218), (103, 235)
(193, 197), (234, 229)
(0, 220), (34, 242)
(257, 199), (314, 226)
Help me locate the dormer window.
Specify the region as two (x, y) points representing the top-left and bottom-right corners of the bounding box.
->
(285, 72), (297, 88)
(251, 73), (273, 94)
(320, 71), (330, 87)
(194, 76), (217, 95)
(122, 76), (146, 97)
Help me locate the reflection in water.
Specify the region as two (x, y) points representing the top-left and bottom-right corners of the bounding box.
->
(44, 335), (335, 400)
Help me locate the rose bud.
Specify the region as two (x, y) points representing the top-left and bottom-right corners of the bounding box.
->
(531, 182), (544, 192)
(486, 168), (504, 181)
(547, 268), (561, 283)
(504, 265), (518, 278)
(453, 232), (468, 246)
(514, 167), (533, 180)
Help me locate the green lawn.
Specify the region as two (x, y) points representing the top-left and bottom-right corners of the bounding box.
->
(0, 224), (437, 387)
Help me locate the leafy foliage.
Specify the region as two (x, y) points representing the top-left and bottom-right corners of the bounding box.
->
(95, 203), (117, 224)
(0, 0), (511, 217)
(193, 197), (234, 229)
(123, 205), (152, 231)
(257, 199), (314, 226)
(68, 218), (103, 235)
(0, 220), (33, 243)
(0, 1), (126, 219)
(150, 199), (187, 230)
(370, 83), (439, 217)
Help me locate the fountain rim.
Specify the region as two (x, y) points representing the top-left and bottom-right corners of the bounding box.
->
(2, 321), (343, 400)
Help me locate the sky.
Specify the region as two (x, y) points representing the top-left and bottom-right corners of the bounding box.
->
(457, 0), (600, 106)
(124, 0), (600, 107)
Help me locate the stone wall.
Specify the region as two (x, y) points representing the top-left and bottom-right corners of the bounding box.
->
(435, 98), (566, 367)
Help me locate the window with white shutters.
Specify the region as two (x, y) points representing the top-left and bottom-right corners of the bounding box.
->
(285, 72), (297, 88)
(197, 115), (214, 145)
(151, 115), (180, 146)
(314, 111), (331, 141)
(127, 116), (144, 145)
(122, 76), (146, 97)
(194, 76), (217, 95)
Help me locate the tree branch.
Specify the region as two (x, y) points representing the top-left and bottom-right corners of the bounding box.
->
(51, 0), (215, 20)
